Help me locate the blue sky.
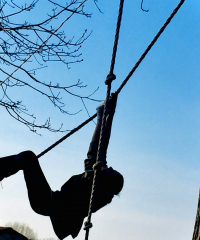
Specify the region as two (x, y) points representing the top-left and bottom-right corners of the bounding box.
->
(0, 0), (200, 239)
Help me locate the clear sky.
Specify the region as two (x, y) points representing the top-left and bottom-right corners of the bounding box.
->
(1, 0), (200, 239)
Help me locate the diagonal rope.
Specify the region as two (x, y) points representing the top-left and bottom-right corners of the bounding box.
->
(116, 0), (185, 95)
(37, 0), (185, 162)
(37, 113), (97, 159)
(37, 2), (186, 236)
(192, 188), (200, 240)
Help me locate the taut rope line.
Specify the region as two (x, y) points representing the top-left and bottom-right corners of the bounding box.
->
(36, 1), (186, 238)
(116, 0), (185, 95)
(109, 0), (125, 76)
(38, 0), (185, 160)
(84, 0), (125, 239)
(37, 113), (97, 159)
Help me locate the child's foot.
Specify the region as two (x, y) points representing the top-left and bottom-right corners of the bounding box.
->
(0, 170), (12, 181)
(0, 174), (4, 182)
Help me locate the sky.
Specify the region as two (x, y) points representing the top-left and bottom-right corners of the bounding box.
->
(0, 0), (200, 239)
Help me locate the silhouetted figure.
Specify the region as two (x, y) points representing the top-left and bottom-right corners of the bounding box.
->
(0, 94), (124, 239)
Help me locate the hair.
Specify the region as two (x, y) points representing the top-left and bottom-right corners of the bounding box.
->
(91, 169), (124, 213)
(98, 169), (124, 195)
(109, 172), (124, 195)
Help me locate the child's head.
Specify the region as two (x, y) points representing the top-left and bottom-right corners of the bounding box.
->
(92, 167), (124, 212)
(100, 167), (124, 194)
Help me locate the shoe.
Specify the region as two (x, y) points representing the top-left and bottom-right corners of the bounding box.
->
(0, 170), (12, 181)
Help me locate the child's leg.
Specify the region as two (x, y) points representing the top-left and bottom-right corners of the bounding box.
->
(85, 94), (117, 172)
(19, 151), (52, 216)
(0, 151), (52, 216)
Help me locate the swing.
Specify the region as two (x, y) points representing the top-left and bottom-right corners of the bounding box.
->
(35, 0), (185, 239)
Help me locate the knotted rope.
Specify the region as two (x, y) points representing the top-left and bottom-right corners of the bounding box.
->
(84, 1), (125, 239)
(36, 1), (185, 238)
(38, 0), (185, 163)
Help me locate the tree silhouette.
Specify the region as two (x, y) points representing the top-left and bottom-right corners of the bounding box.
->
(0, 0), (98, 133)
(5, 221), (38, 240)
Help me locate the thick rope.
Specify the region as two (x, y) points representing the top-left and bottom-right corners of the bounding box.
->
(84, 1), (125, 239)
(37, 113), (97, 159)
(84, 1), (186, 239)
(192, 188), (200, 240)
(84, 83), (112, 240)
(116, 0), (185, 95)
(109, 0), (125, 75)
(37, 0), (185, 161)
(36, 1), (186, 237)
(84, 0), (124, 240)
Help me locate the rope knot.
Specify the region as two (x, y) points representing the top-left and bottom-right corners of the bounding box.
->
(83, 221), (93, 230)
(105, 73), (116, 85)
(93, 161), (107, 170)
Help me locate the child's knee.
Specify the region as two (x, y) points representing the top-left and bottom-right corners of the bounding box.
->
(14, 151), (38, 169)
(24, 151), (37, 160)
(24, 151), (38, 167)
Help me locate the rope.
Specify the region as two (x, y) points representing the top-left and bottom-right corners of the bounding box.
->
(116, 0), (185, 95)
(84, 1), (185, 239)
(37, 113), (97, 159)
(192, 188), (200, 240)
(36, 1), (186, 238)
(37, 0), (185, 162)
(109, 0), (125, 76)
(84, 1), (125, 239)
(84, 83), (112, 240)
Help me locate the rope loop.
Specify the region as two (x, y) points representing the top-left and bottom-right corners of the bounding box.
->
(83, 222), (93, 231)
(105, 73), (116, 85)
(93, 161), (107, 170)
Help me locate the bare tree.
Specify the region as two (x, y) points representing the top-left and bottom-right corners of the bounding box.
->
(0, 0), (99, 133)
(5, 221), (38, 240)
